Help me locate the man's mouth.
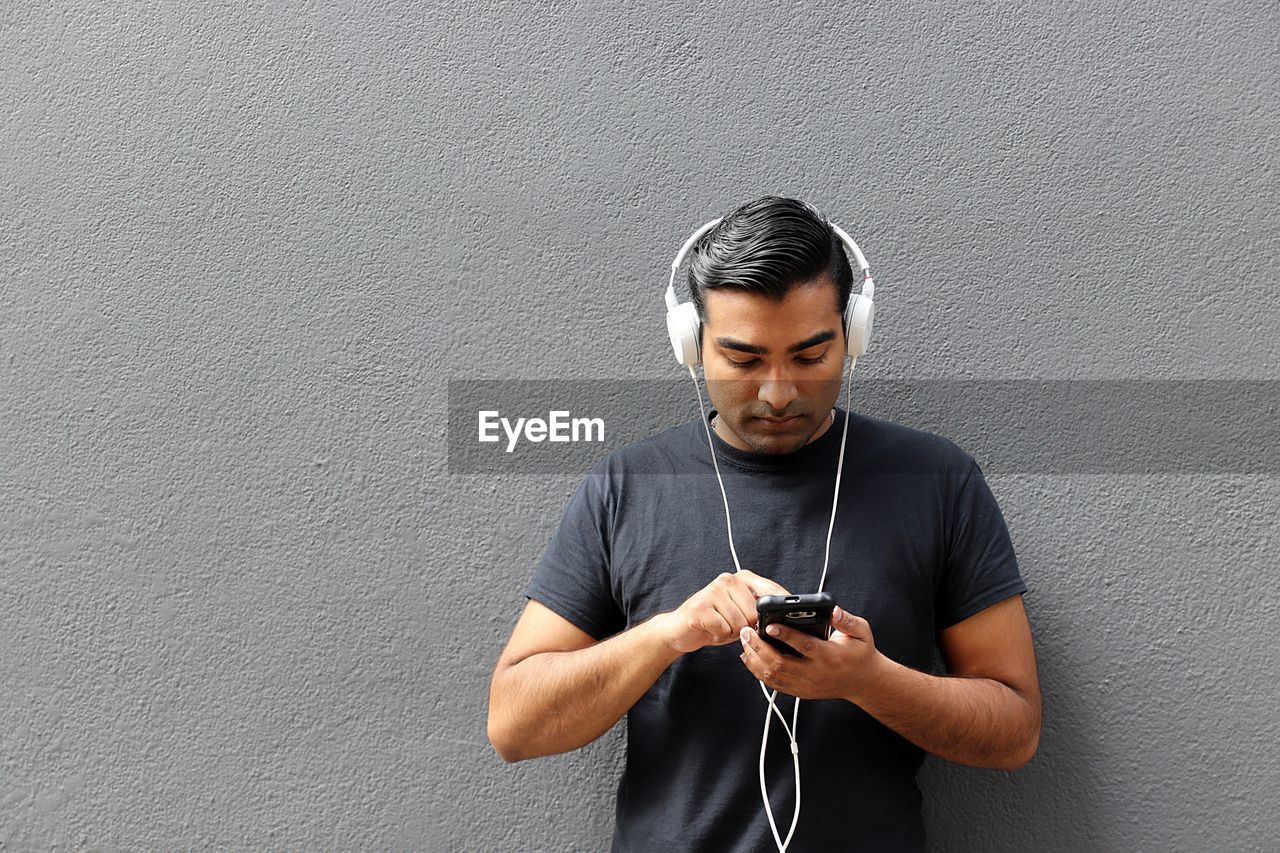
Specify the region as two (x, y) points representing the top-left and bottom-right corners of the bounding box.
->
(754, 414), (803, 426)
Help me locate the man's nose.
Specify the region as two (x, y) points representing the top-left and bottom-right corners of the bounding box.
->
(757, 374), (799, 412)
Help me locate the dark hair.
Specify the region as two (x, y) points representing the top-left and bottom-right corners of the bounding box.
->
(686, 196), (854, 327)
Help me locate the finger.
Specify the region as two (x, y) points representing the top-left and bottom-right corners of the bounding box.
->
(740, 626), (786, 685)
(740, 625), (785, 667)
(725, 576), (762, 627)
(763, 622), (818, 658)
(831, 606), (870, 640)
(739, 647), (767, 683)
(697, 604), (734, 643)
(714, 599), (751, 638)
(736, 569), (790, 598)
(709, 573), (755, 631)
(738, 627), (767, 680)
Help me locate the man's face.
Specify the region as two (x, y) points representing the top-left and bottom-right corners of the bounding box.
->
(701, 278), (847, 454)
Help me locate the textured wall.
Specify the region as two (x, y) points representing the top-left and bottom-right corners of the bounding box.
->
(3, 0), (1278, 850)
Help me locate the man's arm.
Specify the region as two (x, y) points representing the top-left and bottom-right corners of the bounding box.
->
(487, 600), (680, 763)
(738, 594), (1041, 771)
(855, 595), (1041, 770)
(488, 570), (790, 763)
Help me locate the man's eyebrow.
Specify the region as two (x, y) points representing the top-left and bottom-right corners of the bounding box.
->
(786, 330), (836, 353)
(713, 337), (768, 355)
(712, 330), (837, 355)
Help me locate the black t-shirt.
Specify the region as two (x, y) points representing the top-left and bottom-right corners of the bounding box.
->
(525, 407), (1027, 852)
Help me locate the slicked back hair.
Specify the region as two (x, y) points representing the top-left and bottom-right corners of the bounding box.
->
(686, 196), (855, 333)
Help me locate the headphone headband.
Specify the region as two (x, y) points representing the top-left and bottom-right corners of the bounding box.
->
(665, 217), (722, 311)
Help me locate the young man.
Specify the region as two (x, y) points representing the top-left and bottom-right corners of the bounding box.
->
(487, 197), (1041, 851)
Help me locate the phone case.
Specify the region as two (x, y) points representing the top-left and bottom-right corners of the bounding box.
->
(755, 593), (835, 657)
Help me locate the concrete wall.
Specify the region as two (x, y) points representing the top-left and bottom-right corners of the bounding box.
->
(3, 0), (1277, 849)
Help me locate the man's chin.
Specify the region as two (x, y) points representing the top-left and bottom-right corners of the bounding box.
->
(740, 420), (819, 454)
(745, 437), (808, 454)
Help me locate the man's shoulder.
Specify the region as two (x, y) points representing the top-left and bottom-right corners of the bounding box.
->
(848, 410), (976, 475)
(584, 418), (702, 479)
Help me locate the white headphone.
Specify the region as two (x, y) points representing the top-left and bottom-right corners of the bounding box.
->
(663, 216), (876, 366)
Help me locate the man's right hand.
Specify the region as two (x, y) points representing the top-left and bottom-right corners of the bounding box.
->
(657, 570), (790, 655)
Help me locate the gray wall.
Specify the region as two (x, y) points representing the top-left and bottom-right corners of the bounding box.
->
(3, 1), (1278, 850)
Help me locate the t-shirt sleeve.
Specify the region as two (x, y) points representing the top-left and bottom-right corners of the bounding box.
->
(523, 464), (626, 641)
(936, 458), (1028, 629)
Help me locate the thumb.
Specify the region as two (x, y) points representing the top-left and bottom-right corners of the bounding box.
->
(831, 606), (869, 639)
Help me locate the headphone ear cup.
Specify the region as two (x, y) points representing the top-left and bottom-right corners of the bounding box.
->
(845, 294), (874, 357)
(666, 301), (703, 367)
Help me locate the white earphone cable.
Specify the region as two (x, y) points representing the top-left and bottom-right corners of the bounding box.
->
(687, 354), (857, 853)
(690, 364), (744, 576)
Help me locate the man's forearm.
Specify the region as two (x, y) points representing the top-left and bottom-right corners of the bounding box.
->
(850, 655), (1041, 771)
(488, 614), (681, 762)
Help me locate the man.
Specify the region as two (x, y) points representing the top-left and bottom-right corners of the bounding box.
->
(487, 196), (1041, 851)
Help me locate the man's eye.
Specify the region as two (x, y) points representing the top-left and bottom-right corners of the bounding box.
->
(727, 358), (758, 369)
(797, 354), (829, 365)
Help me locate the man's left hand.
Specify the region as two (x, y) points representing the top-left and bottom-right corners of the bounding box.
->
(738, 605), (884, 702)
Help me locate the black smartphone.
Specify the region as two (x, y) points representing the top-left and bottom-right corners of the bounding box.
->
(755, 593), (835, 657)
